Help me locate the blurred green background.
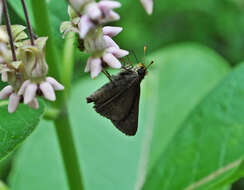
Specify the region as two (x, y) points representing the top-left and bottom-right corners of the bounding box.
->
(1, 0), (244, 190)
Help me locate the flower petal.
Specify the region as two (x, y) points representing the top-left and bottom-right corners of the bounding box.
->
(68, 0), (89, 13)
(40, 81), (56, 101)
(85, 2), (102, 20)
(104, 35), (119, 48)
(85, 57), (92, 72)
(103, 26), (122, 37)
(0, 85), (13, 100)
(98, 1), (121, 10)
(23, 83), (37, 104)
(140, 0), (153, 15)
(106, 10), (120, 21)
(103, 53), (121, 69)
(107, 47), (129, 58)
(78, 15), (94, 39)
(1, 72), (8, 82)
(18, 80), (31, 95)
(46, 77), (64, 91)
(90, 58), (102, 79)
(28, 98), (39, 109)
(8, 93), (20, 113)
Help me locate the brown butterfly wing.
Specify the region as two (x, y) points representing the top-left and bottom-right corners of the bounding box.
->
(111, 86), (140, 136)
(87, 70), (138, 120)
(87, 70), (141, 135)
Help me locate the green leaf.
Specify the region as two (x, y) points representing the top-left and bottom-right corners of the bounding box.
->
(142, 55), (244, 189)
(217, 186), (231, 190)
(8, 43), (230, 190)
(9, 78), (145, 190)
(0, 82), (6, 90)
(0, 100), (45, 161)
(8, 120), (68, 190)
(0, 181), (9, 190)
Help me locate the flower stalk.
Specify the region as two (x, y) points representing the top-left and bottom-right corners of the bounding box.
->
(2, 0), (16, 61)
(31, 1), (85, 190)
(21, 0), (35, 46)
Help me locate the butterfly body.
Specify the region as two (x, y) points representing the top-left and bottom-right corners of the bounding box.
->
(87, 63), (147, 136)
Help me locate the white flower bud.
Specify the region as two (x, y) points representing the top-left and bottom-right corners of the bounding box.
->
(140, 0), (154, 15)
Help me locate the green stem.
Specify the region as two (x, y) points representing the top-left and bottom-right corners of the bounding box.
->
(54, 111), (85, 190)
(31, 1), (85, 190)
(31, 0), (60, 80)
(61, 32), (75, 97)
(43, 107), (60, 120)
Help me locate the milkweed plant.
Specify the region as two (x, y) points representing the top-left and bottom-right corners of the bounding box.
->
(2, 1), (244, 190)
(0, 0), (153, 190)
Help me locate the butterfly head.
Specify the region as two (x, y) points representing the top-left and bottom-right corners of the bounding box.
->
(136, 63), (148, 80)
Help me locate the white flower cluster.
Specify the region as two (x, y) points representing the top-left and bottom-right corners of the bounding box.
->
(61, 0), (129, 78)
(0, 26), (64, 113)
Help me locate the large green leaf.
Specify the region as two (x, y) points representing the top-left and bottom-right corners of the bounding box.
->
(0, 100), (45, 161)
(0, 181), (9, 190)
(142, 59), (244, 189)
(8, 43), (230, 190)
(8, 120), (68, 190)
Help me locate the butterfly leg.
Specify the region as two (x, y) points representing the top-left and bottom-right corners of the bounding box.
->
(121, 56), (133, 68)
(102, 70), (113, 82)
(122, 65), (133, 71)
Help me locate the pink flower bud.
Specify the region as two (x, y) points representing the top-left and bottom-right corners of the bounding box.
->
(103, 26), (122, 37)
(107, 47), (129, 58)
(140, 0), (154, 15)
(98, 1), (121, 10)
(18, 80), (31, 95)
(85, 2), (102, 20)
(103, 53), (121, 69)
(104, 35), (119, 48)
(90, 58), (102, 79)
(8, 93), (20, 113)
(105, 10), (120, 21)
(40, 81), (56, 101)
(1, 72), (7, 82)
(23, 83), (37, 104)
(0, 85), (13, 99)
(78, 15), (95, 39)
(85, 57), (92, 72)
(46, 77), (64, 91)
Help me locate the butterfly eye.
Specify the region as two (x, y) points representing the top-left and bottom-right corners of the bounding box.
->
(138, 68), (146, 76)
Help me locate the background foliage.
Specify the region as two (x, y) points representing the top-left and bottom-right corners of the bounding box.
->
(1, 0), (244, 190)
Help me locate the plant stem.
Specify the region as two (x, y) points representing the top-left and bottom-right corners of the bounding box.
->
(31, 0), (60, 80)
(61, 32), (75, 97)
(21, 0), (35, 45)
(31, 1), (85, 190)
(43, 107), (60, 120)
(54, 111), (85, 190)
(2, 0), (17, 61)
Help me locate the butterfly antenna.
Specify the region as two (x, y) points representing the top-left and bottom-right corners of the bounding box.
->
(147, 61), (154, 69)
(143, 46), (154, 68)
(143, 46), (147, 64)
(120, 57), (126, 66)
(131, 50), (139, 63)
